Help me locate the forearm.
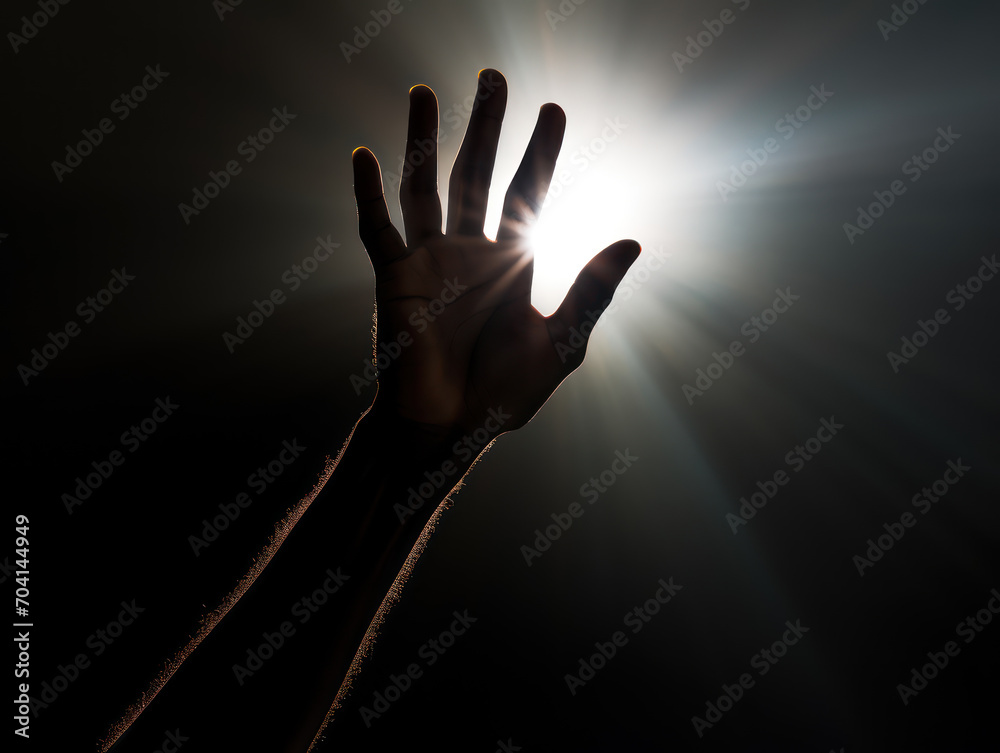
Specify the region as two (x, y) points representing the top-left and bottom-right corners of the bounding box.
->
(104, 400), (498, 751)
(231, 401), (485, 748)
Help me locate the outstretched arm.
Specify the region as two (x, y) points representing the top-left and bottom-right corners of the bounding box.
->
(308, 66), (641, 749)
(101, 68), (639, 751)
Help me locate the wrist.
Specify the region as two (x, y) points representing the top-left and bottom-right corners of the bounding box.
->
(343, 397), (506, 529)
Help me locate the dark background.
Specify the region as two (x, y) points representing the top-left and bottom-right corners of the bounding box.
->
(4, 0), (1000, 751)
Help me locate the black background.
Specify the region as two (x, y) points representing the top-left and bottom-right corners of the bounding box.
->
(5, 1), (1000, 751)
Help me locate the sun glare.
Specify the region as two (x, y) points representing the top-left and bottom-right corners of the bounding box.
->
(526, 176), (636, 315)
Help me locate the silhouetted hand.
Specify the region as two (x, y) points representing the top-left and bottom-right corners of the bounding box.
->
(352, 68), (640, 437)
(99, 69), (641, 753)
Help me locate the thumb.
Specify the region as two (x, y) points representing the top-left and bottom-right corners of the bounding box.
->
(548, 239), (641, 368)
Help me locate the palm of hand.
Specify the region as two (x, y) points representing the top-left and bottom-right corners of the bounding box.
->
(353, 69), (639, 437)
(375, 234), (562, 432)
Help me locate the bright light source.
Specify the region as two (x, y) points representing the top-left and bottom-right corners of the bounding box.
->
(527, 172), (636, 315)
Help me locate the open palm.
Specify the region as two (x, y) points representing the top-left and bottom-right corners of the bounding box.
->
(352, 69), (640, 436)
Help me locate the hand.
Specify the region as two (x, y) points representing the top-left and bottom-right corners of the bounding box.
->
(352, 68), (640, 437)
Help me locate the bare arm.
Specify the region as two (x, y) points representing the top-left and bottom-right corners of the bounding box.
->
(101, 68), (639, 751)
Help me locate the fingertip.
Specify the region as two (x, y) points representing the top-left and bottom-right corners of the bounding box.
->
(619, 239), (641, 261)
(582, 240), (641, 291)
(538, 103), (567, 138)
(409, 84), (437, 102)
(539, 102), (565, 120)
(605, 239), (640, 268)
(353, 149), (384, 198)
(353, 147), (383, 176)
(477, 68), (508, 98)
